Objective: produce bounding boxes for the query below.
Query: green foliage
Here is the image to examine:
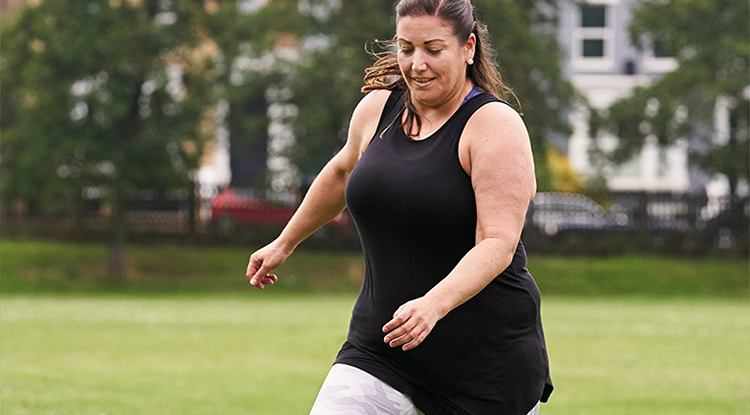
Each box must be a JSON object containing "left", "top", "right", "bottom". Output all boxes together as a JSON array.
[
  {"left": 592, "top": 0, "right": 750, "bottom": 196},
  {"left": 1, "top": 0, "right": 579, "bottom": 203},
  {"left": 0, "top": 0, "right": 217, "bottom": 212},
  {"left": 291, "top": 0, "right": 396, "bottom": 172}
]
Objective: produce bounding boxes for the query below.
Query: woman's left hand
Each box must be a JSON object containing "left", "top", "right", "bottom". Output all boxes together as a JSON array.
[{"left": 382, "top": 297, "right": 445, "bottom": 351}]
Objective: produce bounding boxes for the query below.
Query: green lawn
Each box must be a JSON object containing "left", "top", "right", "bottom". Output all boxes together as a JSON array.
[
  {"left": 1, "top": 294, "right": 748, "bottom": 415},
  {"left": 1, "top": 239, "right": 748, "bottom": 297}
]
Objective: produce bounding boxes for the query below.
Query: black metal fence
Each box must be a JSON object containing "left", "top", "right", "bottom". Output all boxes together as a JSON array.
[
  {"left": 523, "top": 191, "right": 748, "bottom": 255},
  {"left": 2, "top": 185, "right": 748, "bottom": 255}
]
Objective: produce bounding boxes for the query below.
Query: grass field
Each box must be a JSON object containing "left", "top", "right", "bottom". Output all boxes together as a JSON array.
[
  {"left": 2, "top": 239, "right": 748, "bottom": 297},
  {"left": 1, "top": 294, "right": 748, "bottom": 415}
]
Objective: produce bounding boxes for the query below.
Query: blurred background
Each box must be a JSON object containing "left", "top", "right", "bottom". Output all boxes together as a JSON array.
[{"left": 1, "top": 0, "right": 748, "bottom": 414}]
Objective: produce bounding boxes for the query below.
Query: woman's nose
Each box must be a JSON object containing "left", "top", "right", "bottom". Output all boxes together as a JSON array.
[{"left": 411, "top": 51, "right": 428, "bottom": 72}]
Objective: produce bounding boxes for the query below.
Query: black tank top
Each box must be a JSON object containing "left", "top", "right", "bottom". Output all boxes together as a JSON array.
[{"left": 337, "top": 90, "right": 553, "bottom": 415}]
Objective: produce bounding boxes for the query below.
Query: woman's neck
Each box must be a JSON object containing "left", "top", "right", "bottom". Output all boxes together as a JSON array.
[
  {"left": 405, "top": 78, "right": 474, "bottom": 138},
  {"left": 413, "top": 78, "right": 474, "bottom": 119}
]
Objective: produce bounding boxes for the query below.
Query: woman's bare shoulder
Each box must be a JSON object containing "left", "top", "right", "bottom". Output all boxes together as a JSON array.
[
  {"left": 351, "top": 89, "right": 392, "bottom": 126},
  {"left": 360, "top": 88, "right": 392, "bottom": 108},
  {"left": 348, "top": 89, "right": 393, "bottom": 151},
  {"left": 462, "top": 101, "right": 530, "bottom": 155},
  {"left": 458, "top": 100, "right": 533, "bottom": 179},
  {"left": 466, "top": 101, "right": 527, "bottom": 137}
]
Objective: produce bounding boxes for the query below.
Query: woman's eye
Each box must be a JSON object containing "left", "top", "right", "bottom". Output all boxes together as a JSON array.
[
  {"left": 428, "top": 49, "right": 441, "bottom": 55},
  {"left": 399, "top": 48, "right": 413, "bottom": 54}
]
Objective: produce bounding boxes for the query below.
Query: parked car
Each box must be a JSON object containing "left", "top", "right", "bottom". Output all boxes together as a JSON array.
[
  {"left": 210, "top": 187, "right": 350, "bottom": 235},
  {"left": 528, "top": 192, "right": 629, "bottom": 236},
  {"left": 642, "top": 200, "right": 693, "bottom": 232}
]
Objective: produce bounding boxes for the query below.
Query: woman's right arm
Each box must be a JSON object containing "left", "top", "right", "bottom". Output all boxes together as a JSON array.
[{"left": 247, "top": 90, "right": 390, "bottom": 289}]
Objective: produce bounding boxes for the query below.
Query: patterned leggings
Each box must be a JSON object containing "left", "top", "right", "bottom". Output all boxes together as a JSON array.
[{"left": 309, "top": 364, "right": 541, "bottom": 415}]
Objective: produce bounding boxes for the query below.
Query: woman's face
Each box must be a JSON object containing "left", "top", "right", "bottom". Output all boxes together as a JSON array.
[{"left": 396, "top": 15, "right": 475, "bottom": 109}]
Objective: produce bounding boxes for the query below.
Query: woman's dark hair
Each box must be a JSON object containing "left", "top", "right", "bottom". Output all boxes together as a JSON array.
[{"left": 363, "top": 0, "right": 518, "bottom": 137}]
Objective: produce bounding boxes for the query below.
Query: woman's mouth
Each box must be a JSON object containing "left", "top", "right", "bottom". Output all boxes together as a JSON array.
[{"left": 412, "top": 77, "right": 435, "bottom": 87}]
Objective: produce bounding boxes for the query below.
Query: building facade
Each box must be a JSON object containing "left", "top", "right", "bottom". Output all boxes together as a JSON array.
[{"left": 556, "top": 0, "right": 702, "bottom": 194}]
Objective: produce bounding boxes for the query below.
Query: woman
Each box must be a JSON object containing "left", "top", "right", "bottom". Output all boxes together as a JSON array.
[{"left": 246, "top": 0, "right": 553, "bottom": 414}]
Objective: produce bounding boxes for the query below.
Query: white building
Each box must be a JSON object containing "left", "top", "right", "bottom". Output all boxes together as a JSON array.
[{"left": 557, "top": 0, "right": 708, "bottom": 194}]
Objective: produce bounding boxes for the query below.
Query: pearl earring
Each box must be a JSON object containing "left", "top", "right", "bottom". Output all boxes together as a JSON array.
[{"left": 467, "top": 58, "right": 474, "bottom": 65}]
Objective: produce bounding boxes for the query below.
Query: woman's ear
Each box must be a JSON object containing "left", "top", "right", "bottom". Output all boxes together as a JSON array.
[{"left": 465, "top": 33, "right": 477, "bottom": 62}]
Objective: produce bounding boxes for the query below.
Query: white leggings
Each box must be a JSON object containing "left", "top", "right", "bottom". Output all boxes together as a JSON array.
[{"left": 310, "top": 364, "right": 541, "bottom": 415}]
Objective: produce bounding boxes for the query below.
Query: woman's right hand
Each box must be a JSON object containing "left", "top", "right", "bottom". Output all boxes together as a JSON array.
[
  {"left": 246, "top": 239, "right": 293, "bottom": 290},
  {"left": 244, "top": 92, "right": 389, "bottom": 290}
]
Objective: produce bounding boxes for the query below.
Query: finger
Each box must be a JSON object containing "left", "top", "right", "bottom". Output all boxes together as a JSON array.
[
  {"left": 247, "top": 262, "right": 260, "bottom": 284},
  {"left": 383, "top": 311, "right": 409, "bottom": 333},
  {"left": 250, "top": 264, "right": 270, "bottom": 286},
  {"left": 260, "top": 275, "right": 277, "bottom": 285},
  {"left": 402, "top": 331, "right": 429, "bottom": 351},
  {"left": 389, "top": 330, "right": 416, "bottom": 348},
  {"left": 383, "top": 321, "right": 414, "bottom": 344},
  {"left": 255, "top": 273, "right": 266, "bottom": 289},
  {"left": 249, "top": 273, "right": 277, "bottom": 290},
  {"left": 246, "top": 255, "right": 261, "bottom": 277}
]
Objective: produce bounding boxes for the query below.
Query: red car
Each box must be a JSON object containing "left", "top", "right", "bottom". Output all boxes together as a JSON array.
[{"left": 210, "top": 187, "right": 350, "bottom": 234}]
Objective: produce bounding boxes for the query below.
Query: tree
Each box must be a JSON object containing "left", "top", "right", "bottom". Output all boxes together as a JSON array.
[
  {"left": 1, "top": 0, "right": 217, "bottom": 277},
  {"left": 290, "top": 0, "right": 578, "bottom": 191},
  {"left": 290, "top": 0, "right": 396, "bottom": 174},
  {"left": 200, "top": 0, "right": 310, "bottom": 191},
  {"left": 591, "top": 0, "right": 749, "bottom": 199}
]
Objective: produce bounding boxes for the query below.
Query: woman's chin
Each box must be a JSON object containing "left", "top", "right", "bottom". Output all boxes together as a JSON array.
[{"left": 410, "top": 90, "right": 442, "bottom": 107}]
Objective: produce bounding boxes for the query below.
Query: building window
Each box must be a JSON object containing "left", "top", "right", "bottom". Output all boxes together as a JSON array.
[
  {"left": 581, "top": 4, "right": 606, "bottom": 27},
  {"left": 642, "top": 37, "right": 678, "bottom": 73},
  {"left": 583, "top": 39, "right": 605, "bottom": 57},
  {"left": 572, "top": 3, "right": 615, "bottom": 71}
]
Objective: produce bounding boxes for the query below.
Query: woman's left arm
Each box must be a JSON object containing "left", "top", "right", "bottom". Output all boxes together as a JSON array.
[{"left": 382, "top": 102, "right": 536, "bottom": 351}]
